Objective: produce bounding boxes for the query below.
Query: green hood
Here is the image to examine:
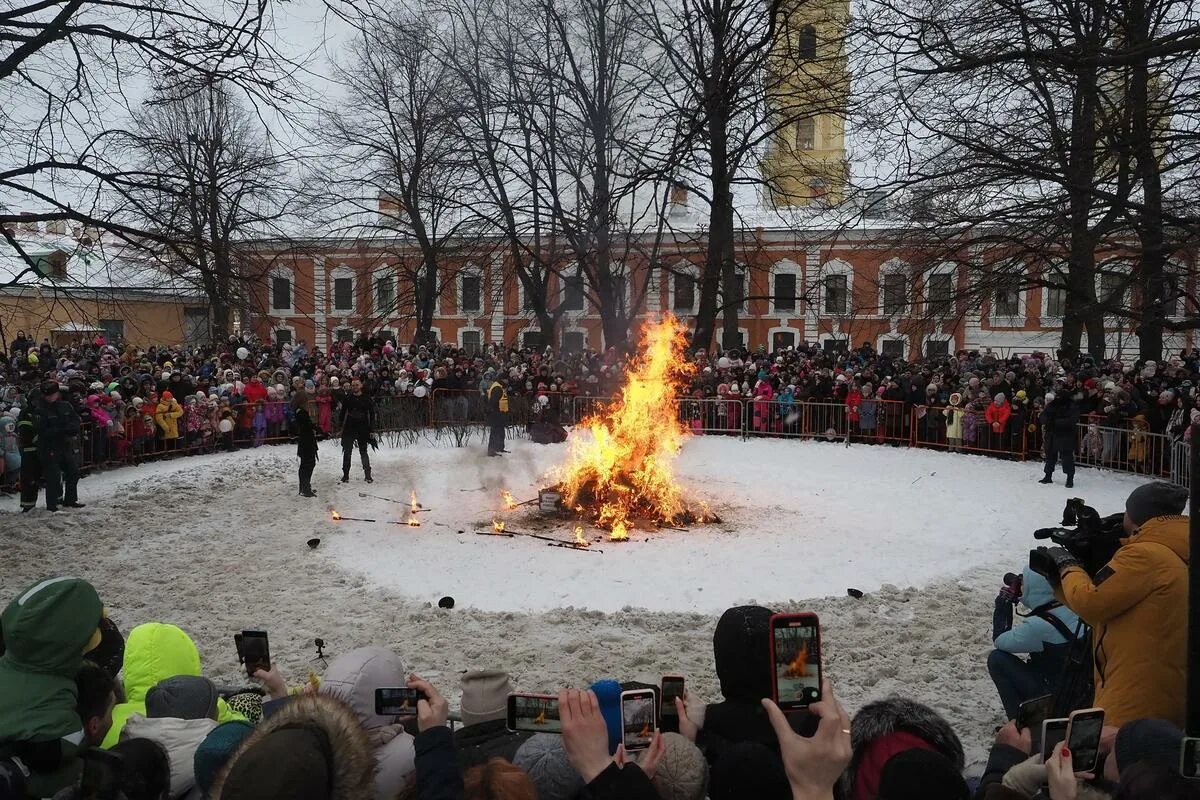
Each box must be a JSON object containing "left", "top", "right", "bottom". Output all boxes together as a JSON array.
[
  {"left": 0, "top": 577, "right": 102, "bottom": 745},
  {"left": 102, "top": 623, "right": 243, "bottom": 748}
]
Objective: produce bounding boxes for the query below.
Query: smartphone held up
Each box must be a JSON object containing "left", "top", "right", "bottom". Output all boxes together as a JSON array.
[
  {"left": 507, "top": 694, "right": 562, "bottom": 734},
  {"left": 234, "top": 630, "right": 270, "bottom": 678},
  {"left": 375, "top": 687, "right": 427, "bottom": 716},
  {"left": 621, "top": 689, "right": 657, "bottom": 751},
  {"left": 769, "top": 613, "right": 822, "bottom": 710}
]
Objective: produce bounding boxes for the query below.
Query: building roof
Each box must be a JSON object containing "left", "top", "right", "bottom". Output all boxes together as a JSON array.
[{"left": 0, "top": 226, "right": 204, "bottom": 297}]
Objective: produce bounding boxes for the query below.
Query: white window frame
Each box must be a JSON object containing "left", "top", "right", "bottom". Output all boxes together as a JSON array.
[
  {"left": 560, "top": 270, "right": 587, "bottom": 315},
  {"left": 1095, "top": 261, "right": 1131, "bottom": 321},
  {"left": 332, "top": 325, "right": 355, "bottom": 346},
  {"left": 989, "top": 266, "right": 1027, "bottom": 325},
  {"left": 330, "top": 264, "right": 355, "bottom": 316},
  {"left": 818, "top": 259, "right": 854, "bottom": 317},
  {"left": 606, "top": 269, "right": 633, "bottom": 320},
  {"left": 877, "top": 258, "right": 909, "bottom": 319},
  {"left": 269, "top": 266, "right": 294, "bottom": 315},
  {"left": 767, "top": 325, "right": 799, "bottom": 351},
  {"left": 670, "top": 262, "right": 700, "bottom": 315},
  {"left": 561, "top": 326, "right": 589, "bottom": 354},
  {"left": 877, "top": 334, "right": 908, "bottom": 360},
  {"left": 458, "top": 266, "right": 484, "bottom": 317},
  {"left": 517, "top": 324, "right": 546, "bottom": 349},
  {"left": 372, "top": 268, "right": 398, "bottom": 316},
  {"left": 923, "top": 264, "right": 957, "bottom": 317},
  {"left": 272, "top": 324, "right": 297, "bottom": 346},
  {"left": 770, "top": 259, "right": 802, "bottom": 315},
  {"left": 817, "top": 332, "right": 850, "bottom": 353},
  {"left": 458, "top": 326, "right": 484, "bottom": 353},
  {"left": 517, "top": 279, "right": 539, "bottom": 318},
  {"left": 921, "top": 333, "right": 954, "bottom": 359},
  {"left": 1165, "top": 260, "right": 1189, "bottom": 319},
  {"left": 1041, "top": 262, "right": 1068, "bottom": 322}
]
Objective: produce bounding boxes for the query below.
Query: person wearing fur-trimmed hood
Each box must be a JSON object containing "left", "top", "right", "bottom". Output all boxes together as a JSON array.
[
  {"left": 838, "top": 696, "right": 965, "bottom": 800},
  {"left": 209, "top": 694, "right": 375, "bottom": 800}
]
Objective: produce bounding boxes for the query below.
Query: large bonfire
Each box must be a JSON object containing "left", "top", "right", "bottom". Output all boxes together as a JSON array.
[{"left": 550, "top": 315, "right": 710, "bottom": 540}]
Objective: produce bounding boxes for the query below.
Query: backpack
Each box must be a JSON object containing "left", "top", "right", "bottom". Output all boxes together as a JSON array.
[{"left": 1035, "top": 607, "right": 1095, "bottom": 717}]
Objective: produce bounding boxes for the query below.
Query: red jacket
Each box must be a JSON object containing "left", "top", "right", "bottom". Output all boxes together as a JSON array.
[
  {"left": 985, "top": 400, "right": 1012, "bottom": 429},
  {"left": 241, "top": 380, "right": 268, "bottom": 425}
]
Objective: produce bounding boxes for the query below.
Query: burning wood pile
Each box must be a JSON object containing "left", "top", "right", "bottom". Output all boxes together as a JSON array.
[{"left": 546, "top": 315, "right": 715, "bottom": 541}]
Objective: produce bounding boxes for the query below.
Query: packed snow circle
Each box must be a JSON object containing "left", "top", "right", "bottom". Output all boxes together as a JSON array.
[{"left": 0, "top": 433, "right": 1148, "bottom": 768}]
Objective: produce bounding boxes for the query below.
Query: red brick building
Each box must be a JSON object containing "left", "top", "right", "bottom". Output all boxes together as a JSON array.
[{"left": 243, "top": 224, "right": 1196, "bottom": 359}]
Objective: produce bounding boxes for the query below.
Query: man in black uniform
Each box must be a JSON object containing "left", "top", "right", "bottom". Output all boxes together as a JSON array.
[
  {"left": 292, "top": 389, "right": 319, "bottom": 497},
  {"left": 35, "top": 381, "right": 84, "bottom": 511},
  {"left": 1039, "top": 389, "right": 1080, "bottom": 488},
  {"left": 486, "top": 370, "right": 508, "bottom": 457},
  {"left": 17, "top": 388, "right": 42, "bottom": 512},
  {"left": 338, "top": 379, "right": 376, "bottom": 483}
]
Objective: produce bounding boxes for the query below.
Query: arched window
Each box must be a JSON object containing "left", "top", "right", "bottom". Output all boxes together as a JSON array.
[{"left": 797, "top": 25, "right": 817, "bottom": 60}]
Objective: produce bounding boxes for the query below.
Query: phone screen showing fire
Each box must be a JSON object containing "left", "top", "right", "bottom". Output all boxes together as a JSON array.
[
  {"left": 774, "top": 622, "right": 821, "bottom": 705},
  {"left": 512, "top": 696, "right": 562, "bottom": 733}
]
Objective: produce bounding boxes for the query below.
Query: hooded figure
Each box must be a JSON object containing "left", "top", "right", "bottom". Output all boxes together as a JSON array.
[
  {"left": 839, "top": 697, "right": 965, "bottom": 800},
  {"left": 0, "top": 577, "right": 104, "bottom": 797},
  {"left": 698, "top": 606, "right": 807, "bottom": 770},
  {"left": 318, "top": 647, "right": 416, "bottom": 798},
  {"left": 209, "top": 695, "right": 375, "bottom": 800},
  {"left": 122, "top": 675, "right": 220, "bottom": 797},
  {"left": 987, "top": 567, "right": 1082, "bottom": 719},
  {"left": 102, "top": 623, "right": 242, "bottom": 748}
]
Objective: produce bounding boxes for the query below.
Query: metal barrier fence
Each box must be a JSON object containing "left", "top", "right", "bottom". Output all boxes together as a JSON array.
[{"left": 19, "top": 393, "right": 1195, "bottom": 490}]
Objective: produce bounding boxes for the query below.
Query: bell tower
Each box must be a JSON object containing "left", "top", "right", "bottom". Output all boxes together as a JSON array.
[{"left": 761, "top": 0, "right": 851, "bottom": 207}]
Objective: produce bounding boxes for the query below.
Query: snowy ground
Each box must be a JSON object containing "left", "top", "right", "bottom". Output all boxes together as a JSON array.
[{"left": 0, "top": 432, "right": 1149, "bottom": 770}]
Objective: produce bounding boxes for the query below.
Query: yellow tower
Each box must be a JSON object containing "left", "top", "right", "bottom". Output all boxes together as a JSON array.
[{"left": 761, "top": 0, "right": 850, "bottom": 207}]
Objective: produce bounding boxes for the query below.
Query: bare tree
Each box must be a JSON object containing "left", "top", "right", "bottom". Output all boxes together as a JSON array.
[
  {"left": 112, "top": 83, "right": 292, "bottom": 341},
  {"left": 320, "top": 8, "right": 481, "bottom": 344},
  {"left": 1, "top": 0, "right": 296, "bottom": 284}
]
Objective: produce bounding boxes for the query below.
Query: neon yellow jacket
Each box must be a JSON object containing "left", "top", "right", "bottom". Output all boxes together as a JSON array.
[
  {"left": 154, "top": 399, "right": 184, "bottom": 440},
  {"left": 101, "top": 623, "right": 243, "bottom": 748}
]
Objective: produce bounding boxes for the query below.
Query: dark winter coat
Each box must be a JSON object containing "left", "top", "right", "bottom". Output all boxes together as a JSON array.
[
  {"left": 415, "top": 726, "right": 464, "bottom": 800},
  {"left": 294, "top": 407, "right": 319, "bottom": 459},
  {"left": 586, "top": 762, "right": 659, "bottom": 800},
  {"left": 1040, "top": 397, "right": 1080, "bottom": 449},
  {"left": 453, "top": 720, "right": 531, "bottom": 771},
  {"left": 33, "top": 398, "right": 81, "bottom": 456},
  {"left": 338, "top": 392, "right": 376, "bottom": 434}
]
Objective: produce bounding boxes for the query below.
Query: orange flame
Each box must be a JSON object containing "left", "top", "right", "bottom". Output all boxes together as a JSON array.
[
  {"left": 553, "top": 316, "right": 695, "bottom": 535},
  {"left": 638, "top": 723, "right": 652, "bottom": 738},
  {"left": 406, "top": 517, "right": 421, "bottom": 527},
  {"left": 574, "top": 524, "right": 590, "bottom": 547},
  {"left": 331, "top": 510, "right": 341, "bottom": 521},
  {"left": 493, "top": 519, "right": 506, "bottom": 534},
  {"left": 502, "top": 490, "right": 517, "bottom": 510},
  {"left": 784, "top": 642, "right": 810, "bottom": 678},
  {"left": 410, "top": 491, "right": 420, "bottom": 513}
]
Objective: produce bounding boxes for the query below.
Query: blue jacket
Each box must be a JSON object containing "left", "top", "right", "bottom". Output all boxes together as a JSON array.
[{"left": 993, "top": 567, "right": 1081, "bottom": 654}]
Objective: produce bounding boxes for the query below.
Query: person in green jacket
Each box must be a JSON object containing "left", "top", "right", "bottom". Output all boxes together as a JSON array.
[
  {"left": 101, "top": 622, "right": 244, "bottom": 749},
  {"left": 0, "top": 577, "right": 105, "bottom": 798}
]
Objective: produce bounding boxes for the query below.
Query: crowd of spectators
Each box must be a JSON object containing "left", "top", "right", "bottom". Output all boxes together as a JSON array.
[
  {"left": 1, "top": 476, "right": 1195, "bottom": 800},
  {"left": 1, "top": 329, "right": 1198, "bottom": 493}
]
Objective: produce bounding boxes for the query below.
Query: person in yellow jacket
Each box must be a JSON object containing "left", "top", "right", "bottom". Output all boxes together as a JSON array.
[
  {"left": 485, "top": 370, "right": 509, "bottom": 457},
  {"left": 1034, "top": 481, "right": 1189, "bottom": 728},
  {"left": 154, "top": 391, "right": 184, "bottom": 451},
  {"left": 101, "top": 623, "right": 244, "bottom": 748}
]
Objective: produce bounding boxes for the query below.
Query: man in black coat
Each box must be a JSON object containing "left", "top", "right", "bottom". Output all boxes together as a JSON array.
[
  {"left": 338, "top": 379, "right": 376, "bottom": 483},
  {"left": 1039, "top": 390, "right": 1080, "bottom": 487},
  {"left": 17, "top": 390, "right": 42, "bottom": 512},
  {"left": 485, "top": 370, "right": 508, "bottom": 457},
  {"left": 292, "top": 390, "right": 319, "bottom": 497},
  {"left": 34, "top": 381, "right": 84, "bottom": 511}
]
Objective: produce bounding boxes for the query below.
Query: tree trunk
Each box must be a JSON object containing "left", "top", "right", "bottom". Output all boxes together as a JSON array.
[
  {"left": 211, "top": 302, "right": 231, "bottom": 343},
  {"left": 696, "top": 120, "right": 732, "bottom": 351}
]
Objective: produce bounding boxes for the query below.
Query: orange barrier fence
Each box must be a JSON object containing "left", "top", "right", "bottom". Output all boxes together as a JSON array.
[{"left": 15, "top": 394, "right": 1191, "bottom": 490}]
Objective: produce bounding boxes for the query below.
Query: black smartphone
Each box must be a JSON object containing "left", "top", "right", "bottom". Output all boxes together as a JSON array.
[
  {"left": 80, "top": 749, "right": 123, "bottom": 800},
  {"left": 1066, "top": 708, "right": 1105, "bottom": 773},
  {"left": 1016, "top": 694, "right": 1053, "bottom": 753},
  {"left": 234, "top": 630, "right": 270, "bottom": 678},
  {"left": 1180, "top": 736, "right": 1200, "bottom": 780},
  {"left": 661, "top": 675, "right": 685, "bottom": 719},
  {"left": 769, "top": 613, "right": 822, "bottom": 710},
  {"left": 1041, "top": 717, "right": 1069, "bottom": 762},
  {"left": 506, "top": 694, "right": 562, "bottom": 733},
  {"left": 621, "top": 689, "right": 657, "bottom": 752},
  {"left": 374, "top": 687, "right": 426, "bottom": 716}
]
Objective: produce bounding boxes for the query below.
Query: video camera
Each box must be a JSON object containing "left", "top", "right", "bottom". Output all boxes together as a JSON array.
[{"left": 1033, "top": 498, "right": 1124, "bottom": 576}]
